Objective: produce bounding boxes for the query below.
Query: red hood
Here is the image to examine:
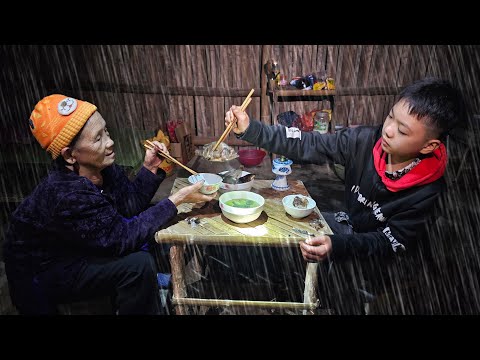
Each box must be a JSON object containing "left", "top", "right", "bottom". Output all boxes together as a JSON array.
[{"left": 373, "top": 138, "right": 447, "bottom": 192}]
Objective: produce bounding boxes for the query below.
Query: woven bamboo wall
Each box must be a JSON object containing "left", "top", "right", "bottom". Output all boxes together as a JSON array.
[
  {"left": 1, "top": 45, "right": 479, "bottom": 146},
  {"left": 270, "top": 45, "right": 479, "bottom": 127},
  {"left": 50, "top": 45, "right": 480, "bottom": 138},
  {"left": 66, "top": 45, "right": 262, "bottom": 145},
  {"left": 1, "top": 45, "right": 480, "bottom": 315}
]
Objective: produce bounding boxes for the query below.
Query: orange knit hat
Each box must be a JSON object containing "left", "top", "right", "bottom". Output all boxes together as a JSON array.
[{"left": 29, "top": 94, "right": 97, "bottom": 159}]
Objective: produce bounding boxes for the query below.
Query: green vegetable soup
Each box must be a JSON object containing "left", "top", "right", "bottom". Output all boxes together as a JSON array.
[{"left": 225, "top": 199, "right": 260, "bottom": 208}]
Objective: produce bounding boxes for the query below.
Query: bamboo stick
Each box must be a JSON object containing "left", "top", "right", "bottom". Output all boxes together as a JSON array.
[
  {"left": 155, "top": 233, "right": 306, "bottom": 247},
  {"left": 172, "top": 297, "right": 318, "bottom": 311}
]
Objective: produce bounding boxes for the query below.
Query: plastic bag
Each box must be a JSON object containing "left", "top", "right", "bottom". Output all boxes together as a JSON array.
[
  {"left": 293, "top": 111, "right": 315, "bottom": 132},
  {"left": 277, "top": 111, "right": 300, "bottom": 127},
  {"left": 167, "top": 120, "right": 183, "bottom": 143}
]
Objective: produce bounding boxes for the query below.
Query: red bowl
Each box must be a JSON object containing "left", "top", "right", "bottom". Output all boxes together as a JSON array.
[{"left": 238, "top": 149, "right": 266, "bottom": 167}]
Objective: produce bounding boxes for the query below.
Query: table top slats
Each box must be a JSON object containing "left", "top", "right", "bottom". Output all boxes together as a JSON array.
[{"left": 155, "top": 179, "right": 333, "bottom": 247}]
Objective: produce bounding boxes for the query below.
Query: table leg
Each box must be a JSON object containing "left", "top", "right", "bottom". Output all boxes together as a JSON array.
[
  {"left": 169, "top": 244, "right": 187, "bottom": 315},
  {"left": 303, "top": 262, "right": 319, "bottom": 315}
]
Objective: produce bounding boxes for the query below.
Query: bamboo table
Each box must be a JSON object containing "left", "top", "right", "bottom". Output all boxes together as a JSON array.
[{"left": 155, "top": 178, "right": 333, "bottom": 315}]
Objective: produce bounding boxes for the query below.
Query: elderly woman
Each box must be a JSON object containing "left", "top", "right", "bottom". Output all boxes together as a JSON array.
[{"left": 3, "top": 94, "right": 215, "bottom": 315}]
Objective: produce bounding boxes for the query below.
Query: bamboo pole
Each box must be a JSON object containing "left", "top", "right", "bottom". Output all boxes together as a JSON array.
[
  {"left": 155, "top": 234, "right": 306, "bottom": 247},
  {"left": 172, "top": 297, "right": 318, "bottom": 311},
  {"left": 303, "top": 263, "right": 319, "bottom": 315},
  {"left": 261, "top": 45, "right": 273, "bottom": 125},
  {"left": 170, "top": 245, "right": 188, "bottom": 315}
]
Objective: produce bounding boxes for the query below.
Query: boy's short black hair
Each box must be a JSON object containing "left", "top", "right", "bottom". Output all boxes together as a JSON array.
[{"left": 398, "top": 77, "right": 465, "bottom": 141}]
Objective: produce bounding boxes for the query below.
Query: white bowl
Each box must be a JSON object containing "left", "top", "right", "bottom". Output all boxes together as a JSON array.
[
  {"left": 282, "top": 194, "right": 316, "bottom": 219},
  {"left": 218, "top": 170, "right": 254, "bottom": 192},
  {"left": 188, "top": 173, "right": 222, "bottom": 195},
  {"left": 219, "top": 191, "right": 265, "bottom": 224}
]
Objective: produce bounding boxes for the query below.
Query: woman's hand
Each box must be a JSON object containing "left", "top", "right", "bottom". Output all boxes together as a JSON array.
[
  {"left": 143, "top": 140, "right": 168, "bottom": 174},
  {"left": 299, "top": 235, "right": 333, "bottom": 262},
  {"left": 225, "top": 105, "right": 250, "bottom": 135},
  {"left": 168, "top": 181, "right": 217, "bottom": 206}
]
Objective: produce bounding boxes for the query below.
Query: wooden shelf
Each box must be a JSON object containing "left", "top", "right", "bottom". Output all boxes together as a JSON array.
[
  {"left": 268, "top": 87, "right": 336, "bottom": 133},
  {"left": 271, "top": 86, "right": 403, "bottom": 97},
  {"left": 270, "top": 89, "right": 335, "bottom": 97}
]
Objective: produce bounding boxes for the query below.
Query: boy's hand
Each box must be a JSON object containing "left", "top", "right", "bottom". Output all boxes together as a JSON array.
[
  {"left": 225, "top": 105, "right": 250, "bottom": 134},
  {"left": 299, "top": 235, "right": 333, "bottom": 262}
]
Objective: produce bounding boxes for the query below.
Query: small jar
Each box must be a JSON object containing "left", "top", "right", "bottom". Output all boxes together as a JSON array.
[
  {"left": 314, "top": 111, "right": 329, "bottom": 134},
  {"left": 279, "top": 74, "right": 288, "bottom": 86}
]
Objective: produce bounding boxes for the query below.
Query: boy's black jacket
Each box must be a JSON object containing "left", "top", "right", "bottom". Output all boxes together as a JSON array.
[{"left": 240, "top": 121, "right": 445, "bottom": 267}]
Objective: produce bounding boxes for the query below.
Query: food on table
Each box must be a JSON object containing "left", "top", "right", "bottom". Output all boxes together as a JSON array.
[
  {"left": 238, "top": 173, "right": 255, "bottom": 183},
  {"left": 219, "top": 168, "right": 243, "bottom": 184},
  {"left": 196, "top": 141, "right": 238, "bottom": 162},
  {"left": 224, "top": 198, "right": 260, "bottom": 208},
  {"left": 293, "top": 195, "right": 309, "bottom": 209},
  {"left": 220, "top": 168, "right": 255, "bottom": 185}
]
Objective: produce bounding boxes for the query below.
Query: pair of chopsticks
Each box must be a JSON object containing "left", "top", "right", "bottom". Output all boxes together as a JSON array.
[
  {"left": 144, "top": 139, "right": 199, "bottom": 176},
  {"left": 212, "top": 89, "right": 255, "bottom": 151}
]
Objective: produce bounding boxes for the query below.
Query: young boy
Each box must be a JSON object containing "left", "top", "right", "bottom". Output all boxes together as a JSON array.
[{"left": 225, "top": 77, "right": 465, "bottom": 314}]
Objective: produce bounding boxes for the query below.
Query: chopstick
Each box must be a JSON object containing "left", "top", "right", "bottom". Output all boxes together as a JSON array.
[
  {"left": 212, "top": 89, "right": 254, "bottom": 151},
  {"left": 213, "top": 92, "right": 253, "bottom": 150},
  {"left": 144, "top": 140, "right": 198, "bottom": 176},
  {"left": 213, "top": 97, "right": 252, "bottom": 150}
]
